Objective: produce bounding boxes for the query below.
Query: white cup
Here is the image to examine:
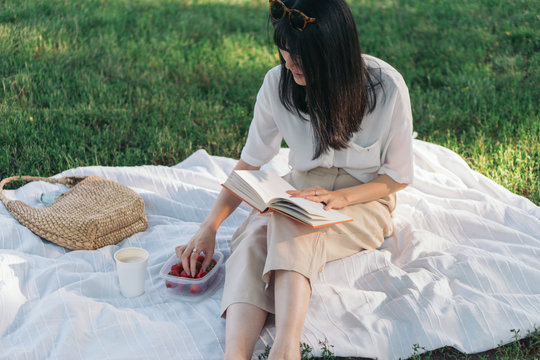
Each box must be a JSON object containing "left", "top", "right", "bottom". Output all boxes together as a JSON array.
[{"left": 114, "top": 247, "right": 149, "bottom": 298}]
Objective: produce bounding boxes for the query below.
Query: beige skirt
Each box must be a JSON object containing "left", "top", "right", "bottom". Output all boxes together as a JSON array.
[{"left": 219, "top": 167, "right": 396, "bottom": 317}]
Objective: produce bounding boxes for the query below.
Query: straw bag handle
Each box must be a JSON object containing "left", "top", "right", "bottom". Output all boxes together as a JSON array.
[{"left": 0, "top": 176, "right": 87, "bottom": 205}]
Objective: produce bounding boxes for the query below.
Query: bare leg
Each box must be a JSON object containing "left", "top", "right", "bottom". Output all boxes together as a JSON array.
[
  {"left": 224, "top": 302, "right": 268, "bottom": 360},
  {"left": 268, "top": 270, "right": 311, "bottom": 360}
]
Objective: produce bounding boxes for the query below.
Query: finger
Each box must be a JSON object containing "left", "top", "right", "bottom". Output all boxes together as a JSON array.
[
  {"left": 305, "top": 195, "right": 322, "bottom": 203},
  {"left": 306, "top": 192, "right": 330, "bottom": 205},
  {"left": 286, "top": 189, "right": 304, "bottom": 197},
  {"left": 181, "top": 246, "right": 194, "bottom": 277},
  {"left": 305, "top": 189, "right": 324, "bottom": 199},
  {"left": 175, "top": 245, "right": 185, "bottom": 259},
  {"left": 199, "top": 249, "right": 214, "bottom": 275},
  {"left": 288, "top": 187, "right": 316, "bottom": 198},
  {"left": 190, "top": 249, "right": 202, "bottom": 277},
  {"left": 323, "top": 201, "right": 332, "bottom": 210}
]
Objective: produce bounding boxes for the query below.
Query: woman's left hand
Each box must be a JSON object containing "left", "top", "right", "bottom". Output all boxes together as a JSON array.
[{"left": 286, "top": 186, "right": 348, "bottom": 210}]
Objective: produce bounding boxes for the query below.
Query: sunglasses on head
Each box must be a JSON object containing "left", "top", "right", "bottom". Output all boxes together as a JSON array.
[{"left": 269, "top": 0, "right": 316, "bottom": 32}]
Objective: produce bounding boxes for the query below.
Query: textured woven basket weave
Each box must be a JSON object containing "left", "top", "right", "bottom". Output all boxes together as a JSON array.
[{"left": 0, "top": 175, "right": 148, "bottom": 250}]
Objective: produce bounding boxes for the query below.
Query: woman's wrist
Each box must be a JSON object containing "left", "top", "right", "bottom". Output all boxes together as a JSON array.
[
  {"left": 201, "top": 218, "right": 220, "bottom": 233},
  {"left": 335, "top": 188, "right": 351, "bottom": 207}
]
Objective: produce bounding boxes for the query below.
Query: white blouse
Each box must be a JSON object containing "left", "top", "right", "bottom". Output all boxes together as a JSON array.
[{"left": 241, "top": 55, "right": 414, "bottom": 185}]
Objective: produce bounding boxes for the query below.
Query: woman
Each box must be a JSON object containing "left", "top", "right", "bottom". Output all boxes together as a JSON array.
[{"left": 175, "top": 0, "right": 413, "bottom": 359}]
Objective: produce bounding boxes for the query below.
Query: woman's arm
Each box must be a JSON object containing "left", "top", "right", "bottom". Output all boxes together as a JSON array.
[
  {"left": 176, "top": 159, "right": 260, "bottom": 276},
  {"left": 201, "top": 159, "right": 260, "bottom": 232},
  {"left": 287, "top": 173, "right": 407, "bottom": 210}
]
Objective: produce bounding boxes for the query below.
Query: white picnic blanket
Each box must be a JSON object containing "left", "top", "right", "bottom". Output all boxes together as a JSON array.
[{"left": 0, "top": 140, "right": 539, "bottom": 360}]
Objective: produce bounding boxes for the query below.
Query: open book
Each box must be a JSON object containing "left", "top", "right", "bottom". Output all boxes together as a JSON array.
[{"left": 222, "top": 170, "right": 353, "bottom": 228}]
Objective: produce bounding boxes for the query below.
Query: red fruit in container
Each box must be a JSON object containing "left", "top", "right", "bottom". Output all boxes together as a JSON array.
[
  {"left": 169, "top": 268, "right": 180, "bottom": 277},
  {"left": 171, "top": 263, "right": 182, "bottom": 273},
  {"left": 196, "top": 271, "right": 207, "bottom": 279},
  {"left": 160, "top": 251, "right": 224, "bottom": 295}
]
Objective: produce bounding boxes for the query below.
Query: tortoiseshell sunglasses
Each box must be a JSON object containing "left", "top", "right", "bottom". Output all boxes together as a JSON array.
[{"left": 269, "top": 0, "right": 316, "bottom": 31}]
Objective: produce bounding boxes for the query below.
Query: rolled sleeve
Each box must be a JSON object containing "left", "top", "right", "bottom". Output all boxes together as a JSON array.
[{"left": 378, "top": 79, "right": 414, "bottom": 184}]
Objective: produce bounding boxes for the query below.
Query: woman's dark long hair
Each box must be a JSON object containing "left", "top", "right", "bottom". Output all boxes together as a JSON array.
[{"left": 273, "top": 0, "right": 381, "bottom": 159}]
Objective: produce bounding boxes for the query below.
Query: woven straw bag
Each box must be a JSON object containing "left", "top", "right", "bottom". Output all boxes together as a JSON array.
[{"left": 0, "top": 175, "right": 148, "bottom": 250}]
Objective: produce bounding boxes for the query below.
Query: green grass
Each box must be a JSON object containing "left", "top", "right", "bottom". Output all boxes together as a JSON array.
[
  {"left": 257, "top": 328, "right": 540, "bottom": 359},
  {"left": 1, "top": 0, "right": 539, "bottom": 358},
  {"left": 1, "top": 0, "right": 277, "bottom": 174},
  {"left": 405, "top": 327, "right": 540, "bottom": 360},
  {"left": 1, "top": 0, "right": 538, "bottom": 202}
]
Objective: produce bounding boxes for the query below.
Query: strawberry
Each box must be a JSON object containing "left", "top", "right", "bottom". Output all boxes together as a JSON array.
[
  {"left": 189, "top": 284, "right": 202, "bottom": 294},
  {"left": 169, "top": 268, "right": 181, "bottom": 277},
  {"left": 171, "top": 263, "right": 182, "bottom": 273},
  {"left": 196, "top": 271, "right": 207, "bottom": 279}
]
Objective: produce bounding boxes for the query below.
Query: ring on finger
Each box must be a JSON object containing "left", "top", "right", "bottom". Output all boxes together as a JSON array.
[{"left": 192, "top": 248, "right": 198, "bottom": 254}]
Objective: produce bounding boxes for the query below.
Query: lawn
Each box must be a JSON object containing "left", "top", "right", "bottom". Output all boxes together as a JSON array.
[{"left": 0, "top": 0, "right": 538, "bottom": 358}]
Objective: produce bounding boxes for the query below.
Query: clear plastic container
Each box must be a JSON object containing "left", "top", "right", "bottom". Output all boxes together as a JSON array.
[{"left": 159, "top": 251, "right": 224, "bottom": 297}]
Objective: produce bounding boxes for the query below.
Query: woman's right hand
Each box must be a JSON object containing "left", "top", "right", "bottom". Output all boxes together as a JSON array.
[
  {"left": 175, "top": 224, "right": 216, "bottom": 277},
  {"left": 174, "top": 159, "right": 259, "bottom": 277}
]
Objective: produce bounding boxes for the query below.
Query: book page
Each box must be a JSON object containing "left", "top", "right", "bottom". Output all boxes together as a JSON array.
[
  {"left": 233, "top": 170, "right": 294, "bottom": 204},
  {"left": 271, "top": 200, "right": 333, "bottom": 219},
  {"left": 271, "top": 200, "right": 352, "bottom": 223},
  {"left": 270, "top": 206, "right": 352, "bottom": 228}
]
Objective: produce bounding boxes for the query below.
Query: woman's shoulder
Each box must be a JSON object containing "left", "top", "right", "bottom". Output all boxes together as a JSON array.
[
  {"left": 262, "top": 64, "right": 282, "bottom": 86},
  {"left": 362, "top": 54, "right": 408, "bottom": 93},
  {"left": 255, "top": 65, "right": 283, "bottom": 104}
]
